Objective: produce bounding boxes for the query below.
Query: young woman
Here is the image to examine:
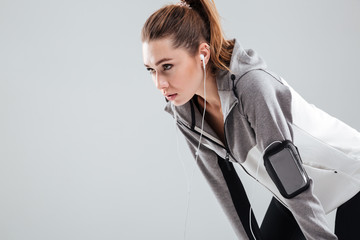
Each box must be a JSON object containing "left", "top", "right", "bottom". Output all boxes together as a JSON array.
[{"left": 141, "top": 1, "right": 360, "bottom": 239}]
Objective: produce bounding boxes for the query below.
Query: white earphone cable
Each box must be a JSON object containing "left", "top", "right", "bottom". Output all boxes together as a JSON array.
[
  {"left": 174, "top": 116, "right": 192, "bottom": 240},
  {"left": 249, "top": 140, "right": 283, "bottom": 240},
  {"left": 182, "top": 55, "right": 207, "bottom": 240}
]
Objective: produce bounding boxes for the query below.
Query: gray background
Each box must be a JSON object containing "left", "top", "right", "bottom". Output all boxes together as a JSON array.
[{"left": 1, "top": 0, "right": 359, "bottom": 239}]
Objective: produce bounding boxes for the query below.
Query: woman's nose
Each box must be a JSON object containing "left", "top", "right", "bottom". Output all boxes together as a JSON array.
[{"left": 155, "top": 73, "right": 169, "bottom": 90}]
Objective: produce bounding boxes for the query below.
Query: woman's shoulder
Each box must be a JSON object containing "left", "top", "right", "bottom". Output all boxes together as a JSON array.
[{"left": 236, "top": 69, "right": 289, "bottom": 98}]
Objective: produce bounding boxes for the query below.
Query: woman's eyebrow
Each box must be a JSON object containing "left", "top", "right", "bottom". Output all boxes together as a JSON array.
[
  {"left": 155, "top": 58, "right": 173, "bottom": 66},
  {"left": 144, "top": 58, "right": 173, "bottom": 68}
]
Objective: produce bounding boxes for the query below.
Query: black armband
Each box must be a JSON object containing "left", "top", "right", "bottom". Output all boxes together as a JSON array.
[{"left": 263, "top": 140, "right": 310, "bottom": 199}]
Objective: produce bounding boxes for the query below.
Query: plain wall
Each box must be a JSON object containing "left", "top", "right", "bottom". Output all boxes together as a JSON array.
[{"left": 1, "top": 0, "right": 359, "bottom": 239}]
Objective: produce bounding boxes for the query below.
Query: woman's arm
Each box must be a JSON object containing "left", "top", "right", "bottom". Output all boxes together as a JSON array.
[{"left": 238, "top": 70, "right": 337, "bottom": 240}]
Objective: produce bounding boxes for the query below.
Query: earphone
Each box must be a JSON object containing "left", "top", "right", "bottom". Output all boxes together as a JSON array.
[
  {"left": 194, "top": 53, "right": 206, "bottom": 158},
  {"left": 200, "top": 54, "right": 205, "bottom": 70}
]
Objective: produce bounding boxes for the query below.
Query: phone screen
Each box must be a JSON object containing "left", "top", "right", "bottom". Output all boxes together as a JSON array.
[{"left": 268, "top": 148, "right": 307, "bottom": 195}]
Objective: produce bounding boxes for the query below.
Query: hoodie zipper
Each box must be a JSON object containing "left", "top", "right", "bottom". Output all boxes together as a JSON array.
[
  {"left": 176, "top": 115, "right": 268, "bottom": 192},
  {"left": 179, "top": 96, "right": 239, "bottom": 167},
  {"left": 224, "top": 152, "right": 232, "bottom": 171},
  {"left": 177, "top": 118, "right": 234, "bottom": 170},
  {"left": 176, "top": 94, "right": 263, "bottom": 181}
]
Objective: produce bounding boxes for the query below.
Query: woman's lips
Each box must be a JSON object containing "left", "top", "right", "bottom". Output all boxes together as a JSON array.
[{"left": 166, "top": 93, "right": 177, "bottom": 101}]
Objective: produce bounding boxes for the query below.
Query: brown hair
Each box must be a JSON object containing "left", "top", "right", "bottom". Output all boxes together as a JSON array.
[{"left": 141, "top": 0, "right": 234, "bottom": 74}]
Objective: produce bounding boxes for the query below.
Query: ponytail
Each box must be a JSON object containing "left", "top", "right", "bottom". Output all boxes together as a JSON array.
[
  {"left": 185, "top": 0, "right": 234, "bottom": 73},
  {"left": 141, "top": 0, "right": 234, "bottom": 74}
]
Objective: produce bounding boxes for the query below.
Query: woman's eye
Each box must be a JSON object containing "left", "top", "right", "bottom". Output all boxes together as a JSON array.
[
  {"left": 163, "top": 64, "right": 172, "bottom": 71},
  {"left": 146, "top": 68, "right": 155, "bottom": 74}
]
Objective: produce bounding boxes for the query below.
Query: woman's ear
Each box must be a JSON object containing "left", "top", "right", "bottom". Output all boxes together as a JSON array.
[{"left": 198, "top": 42, "right": 210, "bottom": 65}]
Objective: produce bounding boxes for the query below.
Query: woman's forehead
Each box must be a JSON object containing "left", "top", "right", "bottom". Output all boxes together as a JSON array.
[
  {"left": 143, "top": 38, "right": 173, "bottom": 56},
  {"left": 142, "top": 38, "right": 189, "bottom": 66}
]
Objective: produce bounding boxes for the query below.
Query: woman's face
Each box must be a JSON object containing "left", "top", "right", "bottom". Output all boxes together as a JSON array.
[{"left": 142, "top": 37, "right": 204, "bottom": 106}]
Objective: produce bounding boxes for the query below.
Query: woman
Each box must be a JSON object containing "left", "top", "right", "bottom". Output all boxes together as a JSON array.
[{"left": 141, "top": 1, "right": 360, "bottom": 239}]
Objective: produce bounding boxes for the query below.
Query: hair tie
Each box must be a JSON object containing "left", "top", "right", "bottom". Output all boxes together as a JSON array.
[{"left": 176, "top": 0, "right": 191, "bottom": 9}]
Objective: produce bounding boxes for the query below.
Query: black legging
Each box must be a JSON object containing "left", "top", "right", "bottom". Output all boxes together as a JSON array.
[
  {"left": 260, "top": 191, "right": 360, "bottom": 240},
  {"left": 335, "top": 191, "right": 360, "bottom": 239},
  {"left": 260, "top": 197, "right": 306, "bottom": 240}
]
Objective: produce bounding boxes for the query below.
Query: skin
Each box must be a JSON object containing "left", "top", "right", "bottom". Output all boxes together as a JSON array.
[{"left": 142, "top": 37, "right": 226, "bottom": 144}]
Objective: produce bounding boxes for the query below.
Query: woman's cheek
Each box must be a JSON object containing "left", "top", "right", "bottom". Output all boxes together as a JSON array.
[{"left": 171, "top": 69, "right": 183, "bottom": 87}]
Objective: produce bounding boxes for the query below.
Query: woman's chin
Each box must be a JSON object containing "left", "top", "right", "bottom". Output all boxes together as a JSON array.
[
  {"left": 172, "top": 97, "right": 190, "bottom": 107},
  {"left": 172, "top": 100, "right": 185, "bottom": 107}
]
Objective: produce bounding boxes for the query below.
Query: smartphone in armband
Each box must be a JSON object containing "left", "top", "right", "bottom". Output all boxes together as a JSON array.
[{"left": 263, "top": 140, "right": 310, "bottom": 199}]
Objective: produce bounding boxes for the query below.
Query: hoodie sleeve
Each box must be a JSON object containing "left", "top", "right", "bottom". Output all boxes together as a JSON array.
[
  {"left": 239, "top": 70, "right": 338, "bottom": 240},
  {"left": 176, "top": 123, "right": 262, "bottom": 240}
]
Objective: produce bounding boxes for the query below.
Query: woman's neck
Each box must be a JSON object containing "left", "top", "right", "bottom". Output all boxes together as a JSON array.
[{"left": 196, "top": 72, "right": 222, "bottom": 111}]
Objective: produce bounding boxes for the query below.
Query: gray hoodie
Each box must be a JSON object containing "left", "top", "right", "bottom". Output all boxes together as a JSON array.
[{"left": 164, "top": 39, "right": 360, "bottom": 239}]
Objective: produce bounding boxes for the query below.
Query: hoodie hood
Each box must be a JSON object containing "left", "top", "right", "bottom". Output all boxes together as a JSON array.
[{"left": 216, "top": 38, "right": 267, "bottom": 92}]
